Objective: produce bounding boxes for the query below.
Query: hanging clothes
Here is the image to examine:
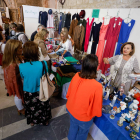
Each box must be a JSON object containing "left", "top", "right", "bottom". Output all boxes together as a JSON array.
[
  {"left": 72, "top": 13, "right": 80, "bottom": 21},
  {"left": 47, "top": 14, "right": 54, "bottom": 28},
  {"left": 65, "top": 13, "right": 71, "bottom": 31},
  {"left": 115, "top": 19, "right": 135, "bottom": 55},
  {"left": 100, "top": 17, "right": 123, "bottom": 74},
  {"left": 58, "top": 13, "right": 63, "bottom": 34},
  {"left": 89, "top": 22, "right": 102, "bottom": 54},
  {"left": 53, "top": 13, "right": 59, "bottom": 31},
  {"left": 74, "top": 25, "right": 85, "bottom": 51},
  {"left": 96, "top": 17, "right": 109, "bottom": 69},
  {"left": 61, "top": 14, "right": 66, "bottom": 31},
  {"left": 69, "top": 19, "right": 78, "bottom": 39},
  {"left": 84, "top": 18, "right": 94, "bottom": 52},
  {"left": 77, "top": 19, "right": 87, "bottom": 51},
  {"left": 38, "top": 11, "right": 48, "bottom": 27}
]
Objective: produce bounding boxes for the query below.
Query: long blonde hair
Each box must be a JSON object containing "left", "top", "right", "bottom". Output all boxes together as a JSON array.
[
  {"left": 60, "top": 31, "right": 68, "bottom": 42},
  {"left": 34, "top": 29, "right": 49, "bottom": 40},
  {"left": 2, "top": 40, "right": 22, "bottom": 68}
]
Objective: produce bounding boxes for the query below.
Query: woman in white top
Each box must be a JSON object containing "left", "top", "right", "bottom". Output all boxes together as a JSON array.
[
  {"left": 54, "top": 27, "right": 74, "bottom": 46},
  {"left": 55, "top": 31, "right": 73, "bottom": 58}
]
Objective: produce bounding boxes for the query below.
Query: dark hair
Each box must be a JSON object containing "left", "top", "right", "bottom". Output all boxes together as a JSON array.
[
  {"left": 0, "top": 31, "right": 3, "bottom": 41},
  {"left": 23, "top": 41, "right": 39, "bottom": 63},
  {"left": 120, "top": 42, "right": 135, "bottom": 56},
  {"left": 16, "top": 24, "right": 24, "bottom": 32},
  {"left": 79, "top": 54, "right": 98, "bottom": 79}
]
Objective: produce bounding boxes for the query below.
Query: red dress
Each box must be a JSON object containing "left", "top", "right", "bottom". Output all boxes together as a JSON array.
[
  {"left": 84, "top": 18, "right": 94, "bottom": 52},
  {"left": 100, "top": 17, "right": 122, "bottom": 74}
]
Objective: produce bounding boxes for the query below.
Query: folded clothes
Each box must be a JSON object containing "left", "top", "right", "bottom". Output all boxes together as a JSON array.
[
  {"left": 64, "top": 56, "right": 78, "bottom": 64},
  {"left": 59, "top": 65, "right": 77, "bottom": 74}
]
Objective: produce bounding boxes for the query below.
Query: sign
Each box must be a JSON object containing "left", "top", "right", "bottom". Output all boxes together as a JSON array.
[
  {"left": 92, "top": 9, "right": 100, "bottom": 18},
  {"left": 23, "top": 5, "right": 39, "bottom": 18}
]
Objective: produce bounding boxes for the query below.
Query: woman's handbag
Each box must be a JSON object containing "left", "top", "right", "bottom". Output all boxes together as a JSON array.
[
  {"left": 0, "top": 44, "right": 3, "bottom": 66},
  {"left": 39, "top": 61, "right": 55, "bottom": 102}
]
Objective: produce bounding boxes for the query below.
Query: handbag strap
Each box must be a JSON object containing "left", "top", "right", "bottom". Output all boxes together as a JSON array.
[
  {"left": 41, "top": 61, "right": 53, "bottom": 87},
  {"left": 0, "top": 43, "right": 3, "bottom": 54}
]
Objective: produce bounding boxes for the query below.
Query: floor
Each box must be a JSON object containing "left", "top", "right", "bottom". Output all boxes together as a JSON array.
[{"left": 0, "top": 79, "right": 94, "bottom": 140}]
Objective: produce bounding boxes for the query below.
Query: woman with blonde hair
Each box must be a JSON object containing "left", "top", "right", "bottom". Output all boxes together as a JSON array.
[
  {"left": 2, "top": 40, "right": 25, "bottom": 115},
  {"left": 34, "top": 29, "right": 51, "bottom": 71},
  {"left": 54, "top": 27, "right": 74, "bottom": 46},
  {"left": 55, "top": 31, "right": 73, "bottom": 58}
]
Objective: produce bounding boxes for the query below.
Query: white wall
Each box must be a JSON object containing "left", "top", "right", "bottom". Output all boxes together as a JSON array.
[{"left": 23, "top": 7, "right": 140, "bottom": 66}]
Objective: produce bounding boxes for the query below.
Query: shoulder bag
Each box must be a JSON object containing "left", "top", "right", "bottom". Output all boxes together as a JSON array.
[{"left": 39, "top": 61, "right": 55, "bottom": 102}]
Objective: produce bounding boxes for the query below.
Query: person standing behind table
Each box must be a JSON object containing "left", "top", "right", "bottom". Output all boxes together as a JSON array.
[
  {"left": 34, "top": 29, "right": 52, "bottom": 72},
  {"left": 55, "top": 31, "right": 74, "bottom": 58},
  {"left": 9, "top": 23, "right": 17, "bottom": 39},
  {"left": 103, "top": 42, "right": 140, "bottom": 95},
  {"left": 16, "top": 24, "right": 28, "bottom": 45},
  {"left": 66, "top": 54, "right": 103, "bottom": 140},
  {"left": 30, "top": 25, "right": 45, "bottom": 41},
  {"left": 19, "top": 41, "right": 52, "bottom": 126},
  {"left": 2, "top": 40, "right": 25, "bottom": 115}
]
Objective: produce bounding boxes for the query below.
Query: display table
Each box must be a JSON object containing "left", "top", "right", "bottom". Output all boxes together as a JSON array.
[{"left": 89, "top": 97, "right": 140, "bottom": 140}]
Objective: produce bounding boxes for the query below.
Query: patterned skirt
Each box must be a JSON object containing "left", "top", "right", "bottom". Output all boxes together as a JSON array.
[{"left": 24, "top": 91, "right": 52, "bottom": 125}]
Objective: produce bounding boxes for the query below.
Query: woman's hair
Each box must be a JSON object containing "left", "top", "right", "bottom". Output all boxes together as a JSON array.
[
  {"left": 10, "top": 23, "right": 17, "bottom": 30},
  {"left": 0, "top": 31, "right": 3, "bottom": 41},
  {"left": 16, "top": 24, "right": 25, "bottom": 32},
  {"left": 2, "top": 40, "right": 22, "bottom": 68},
  {"left": 34, "top": 29, "right": 49, "bottom": 40},
  {"left": 120, "top": 42, "right": 135, "bottom": 56},
  {"left": 0, "top": 25, "right": 3, "bottom": 31},
  {"left": 23, "top": 41, "right": 39, "bottom": 63},
  {"left": 60, "top": 31, "right": 68, "bottom": 41},
  {"left": 62, "top": 27, "right": 68, "bottom": 33},
  {"left": 79, "top": 54, "right": 98, "bottom": 79}
]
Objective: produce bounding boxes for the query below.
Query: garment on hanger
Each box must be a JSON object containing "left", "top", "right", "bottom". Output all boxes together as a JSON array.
[
  {"left": 96, "top": 17, "right": 109, "bottom": 69},
  {"left": 38, "top": 11, "right": 48, "bottom": 27},
  {"left": 74, "top": 25, "right": 85, "bottom": 51},
  {"left": 53, "top": 13, "right": 59, "bottom": 31},
  {"left": 100, "top": 17, "right": 123, "bottom": 74},
  {"left": 61, "top": 14, "right": 66, "bottom": 31},
  {"left": 115, "top": 19, "right": 135, "bottom": 55},
  {"left": 58, "top": 13, "right": 63, "bottom": 34},
  {"left": 89, "top": 22, "right": 102, "bottom": 54},
  {"left": 84, "top": 18, "right": 94, "bottom": 52},
  {"left": 47, "top": 14, "right": 54, "bottom": 28},
  {"left": 69, "top": 19, "right": 78, "bottom": 39},
  {"left": 77, "top": 19, "right": 87, "bottom": 51},
  {"left": 72, "top": 13, "right": 80, "bottom": 21},
  {"left": 64, "top": 13, "right": 71, "bottom": 31}
]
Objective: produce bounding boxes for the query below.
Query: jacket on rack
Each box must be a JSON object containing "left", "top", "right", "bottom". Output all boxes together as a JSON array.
[
  {"left": 72, "top": 13, "right": 80, "bottom": 21},
  {"left": 74, "top": 25, "right": 85, "bottom": 51},
  {"left": 64, "top": 13, "right": 71, "bottom": 31},
  {"left": 69, "top": 19, "right": 78, "bottom": 39},
  {"left": 53, "top": 13, "right": 59, "bottom": 31},
  {"left": 38, "top": 11, "right": 48, "bottom": 27},
  {"left": 61, "top": 14, "right": 66, "bottom": 31}
]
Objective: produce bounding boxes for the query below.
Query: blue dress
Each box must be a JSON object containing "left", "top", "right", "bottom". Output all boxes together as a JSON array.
[{"left": 115, "top": 19, "right": 135, "bottom": 55}]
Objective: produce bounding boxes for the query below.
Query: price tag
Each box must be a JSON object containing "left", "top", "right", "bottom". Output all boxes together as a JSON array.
[
  {"left": 114, "top": 23, "right": 116, "bottom": 28},
  {"left": 118, "top": 22, "right": 121, "bottom": 25},
  {"left": 128, "top": 22, "right": 131, "bottom": 27}
]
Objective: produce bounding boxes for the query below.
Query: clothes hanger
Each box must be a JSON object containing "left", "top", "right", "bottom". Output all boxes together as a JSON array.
[
  {"left": 104, "top": 9, "right": 111, "bottom": 19},
  {"left": 124, "top": 9, "right": 132, "bottom": 23},
  {"left": 115, "top": 10, "right": 120, "bottom": 18}
]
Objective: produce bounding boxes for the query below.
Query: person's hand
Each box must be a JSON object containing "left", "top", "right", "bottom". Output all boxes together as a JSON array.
[
  {"left": 55, "top": 48, "right": 58, "bottom": 52},
  {"left": 61, "top": 54, "right": 64, "bottom": 59},
  {"left": 48, "top": 49, "right": 52, "bottom": 53},
  {"left": 103, "top": 58, "right": 109, "bottom": 64},
  {"left": 54, "top": 38, "right": 57, "bottom": 41}
]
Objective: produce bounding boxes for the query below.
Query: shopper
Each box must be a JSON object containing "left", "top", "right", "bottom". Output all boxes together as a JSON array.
[
  {"left": 9, "top": 23, "right": 17, "bottom": 39},
  {"left": 55, "top": 31, "right": 73, "bottom": 58},
  {"left": 103, "top": 42, "right": 140, "bottom": 95},
  {"left": 2, "top": 40, "right": 25, "bottom": 115},
  {"left": 16, "top": 24, "right": 28, "bottom": 44},
  {"left": 66, "top": 54, "right": 103, "bottom": 140},
  {"left": 34, "top": 29, "right": 51, "bottom": 71},
  {"left": 19, "top": 41, "right": 52, "bottom": 126},
  {"left": 30, "top": 25, "right": 45, "bottom": 41}
]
